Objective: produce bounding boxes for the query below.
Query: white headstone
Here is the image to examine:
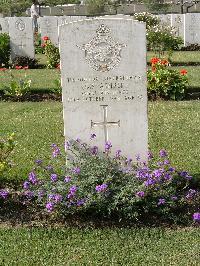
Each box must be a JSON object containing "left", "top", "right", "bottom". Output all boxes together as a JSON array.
[
  {"left": 184, "top": 13, "right": 200, "bottom": 45},
  {"left": 9, "top": 17, "right": 34, "bottom": 59},
  {"left": 59, "top": 18, "right": 148, "bottom": 159},
  {"left": 171, "top": 14, "right": 184, "bottom": 39},
  {"left": 0, "top": 18, "right": 9, "bottom": 34},
  {"left": 157, "top": 14, "right": 172, "bottom": 27},
  {"left": 39, "top": 16, "right": 59, "bottom": 46}
]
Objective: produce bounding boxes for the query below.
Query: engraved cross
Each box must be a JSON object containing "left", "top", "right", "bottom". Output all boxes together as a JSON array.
[
  {"left": 18, "top": 41, "right": 26, "bottom": 49},
  {"left": 91, "top": 105, "right": 120, "bottom": 143}
]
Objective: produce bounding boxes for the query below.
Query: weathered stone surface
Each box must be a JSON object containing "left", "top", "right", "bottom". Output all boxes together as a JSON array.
[
  {"left": 0, "top": 18, "right": 9, "bottom": 33},
  {"left": 39, "top": 16, "right": 59, "bottom": 46},
  {"left": 9, "top": 17, "right": 34, "bottom": 59},
  {"left": 59, "top": 18, "right": 148, "bottom": 160},
  {"left": 184, "top": 13, "right": 200, "bottom": 45}
]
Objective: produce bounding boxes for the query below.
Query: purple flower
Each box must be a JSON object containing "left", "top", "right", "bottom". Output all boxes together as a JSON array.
[
  {"left": 153, "top": 169, "right": 163, "bottom": 179},
  {"left": 136, "top": 154, "right": 140, "bottom": 161},
  {"left": 115, "top": 149, "right": 122, "bottom": 159},
  {"left": 158, "top": 198, "right": 166, "bottom": 206},
  {"left": 64, "top": 176, "right": 71, "bottom": 183},
  {"left": 171, "top": 195, "right": 178, "bottom": 201},
  {"left": 46, "top": 202, "right": 54, "bottom": 212},
  {"left": 193, "top": 212, "right": 200, "bottom": 222},
  {"left": 125, "top": 157, "right": 132, "bottom": 165},
  {"left": 65, "top": 141, "right": 71, "bottom": 150},
  {"left": 159, "top": 149, "right": 168, "bottom": 158},
  {"left": 54, "top": 194, "right": 63, "bottom": 203},
  {"left": 144, "top": 178, "right": 155, "bottom": 186},
  {"left": 69, "top": 185, "right": 77, "bottom": 194},
  {"left": 77, "top": 199, "right": 85, "bottom": 206},
  {"left": 179, "top": 171, "right": 192, "bottom": 180},
  {"left": 23, "top": 181, "right": 30, "bottom": 190},
  {"left": 136, "top": 191, "right": 145, "bottom": 198},
  {"left": 90, "top": 133, "right": 96, "bottom": 140},
  {"left": 35, "top": 159, "right": 42, "bottom": 165},
  {"left": 95, "top": 183, "right": 108, "bottom": 193},
  {"left": 169, "top": 167, "right": 175, "bottom": 172},
  {"left": 52, "top": 144, "right": 61, "bottom": 158},
  {"left": 105, "top": 141, "right": 112, "bottom": 152},
  {"left": 91, "top": 146, "right": 98, "bottom": 155},
  {"left": 0, "top": 190, "right": 9, "bottom": 199},
  {"left": 164, "top": 173, "right": 172, "bottom": 181},
  {"left": 24, "top": 191, "right": 34, "bottom": 198},
  {"left": 186, "top": 189, "right": 197, "bottom": 199},
  {"left": 38, "top": 190, "right": 45, "bottom": 199},
  {"left": 46, "top": 165, "right": 53, "bottom": 171},
  {"left": 164, "top": 160, "right": 170, "bottom": 165},
  {"left": 28, "top": 172, "right": 37, "bottom": 185},
  {"left": 72, "top": 167, "right": 80, "bottom": 175},
  {"left": 51, "top": 173, "right": 58, "bottom": 182},
  {"left": 148, "top": 151, "right": 153, "bottom": 160}
]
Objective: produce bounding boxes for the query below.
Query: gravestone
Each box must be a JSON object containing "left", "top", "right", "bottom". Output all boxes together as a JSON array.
[
  {"left": 185, "top": 13, "right": 200, "bottom": 45},
  {"left": 171, "top": 14, "right": 184, "bottom": 39},
  {"left": 0, "top": 18, "right": 9, "bottom": 33},
  {"left": 39, "top": 16, "right": 59, "bottom": 46},
  {"left": 59, "top": 18, "right": 148, "bottom": 159},
  {"left": 157, "top": 14, "right": 172, "bottom": 27},
  {"left": 9, "top": 17, "right": 34, "bottom": 59}
]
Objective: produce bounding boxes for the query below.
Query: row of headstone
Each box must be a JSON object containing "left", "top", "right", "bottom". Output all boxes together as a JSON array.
[{"left": 157, "top": 13, "right": 200, "bottom": 46}]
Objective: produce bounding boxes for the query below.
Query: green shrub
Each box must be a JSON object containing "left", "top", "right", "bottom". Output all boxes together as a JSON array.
[
  {"left": 147, "top": 57, "right": 188, "bottom": 100},
  {"left": 44, "top": 39, "right": 60, "bottom": 69},
  {"left": 0, "top": 33, "right": 10, "bottom": 67},
  {"left": 12, "top": 56, "right": 38, "bottom": 69},
  {"left": 3, "top": 70, "right": 32, "bottom": 98},
  {"left": 134, "top": 12, "right": 160, "bottom": 29}
]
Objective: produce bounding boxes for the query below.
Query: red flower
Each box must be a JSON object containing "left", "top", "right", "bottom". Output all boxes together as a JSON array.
[
  {"left": 161, "top": 59, "right": 168, "bottom": 65},
  {"left": 41, "top": 43, "right": 46, "bottom": 48},
  {"left": 56, "top": 64, "right": 60, "bottom": 70},
  {"left": 15, "top": 65, "right": 23, "bottom": 70},
  {"left": 23, "top": 66, "right": 29, "bottom": 70},
  {"left": 151, "top": 57, "right": 160, "bottom": 65},
  {"left": 43, "top": 36, "right": 49, "bottom": 41},
  {"left": 180, "top": 69, "right": 187, "bottom": 75},
  {"left": 0, "top": 68, "right": 7, "bottom": 71}
]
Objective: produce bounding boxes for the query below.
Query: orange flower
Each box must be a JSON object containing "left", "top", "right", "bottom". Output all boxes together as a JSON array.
[
  {"left": 180, "top": 69, "right": 187, "bottom": 75},
  {"left": 15, "top": 65, "right": 23, "bottom": 70},
  {"left": 151, "top": 66, "right": 156, "bottom": 72},
  {"left": 151, "top": 57, "right": 160, "bottom": 65}
]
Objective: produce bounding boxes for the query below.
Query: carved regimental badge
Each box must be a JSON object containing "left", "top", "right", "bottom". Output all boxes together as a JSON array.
[
  {"left": 15, "top": 19, "right": 26, "bottom": 31},
  {"left": 78, "top": 24, "right": 126, "bottom": 72}
]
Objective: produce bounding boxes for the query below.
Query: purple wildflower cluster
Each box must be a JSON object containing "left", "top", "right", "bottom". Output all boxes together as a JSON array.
[
  {"left": 51, "top": 144, "right": 61, "bottom": 158},
  {"left": 0, "top": 189, "right": 9, "bottom": 199},
  {"left": 193, "top": 212, "right": 200, "bottom": 222},
  {"left": 95, "top": 183, "right": 108, "bottom": 193}
]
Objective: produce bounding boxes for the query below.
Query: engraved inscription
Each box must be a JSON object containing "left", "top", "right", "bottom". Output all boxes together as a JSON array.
[
  {"left": 15, "top": 19, "right": 26, "bottom": 31},
  {"left": 78, "top": 24, "right": 126, "bottom": 72},
  {"left": 91, "top": 105, "right": 120, "bottom": 142}
]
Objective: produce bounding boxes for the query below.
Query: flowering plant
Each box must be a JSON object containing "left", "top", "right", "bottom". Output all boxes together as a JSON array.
[
  {"left": 147, "top": 57, "right": 188, "bottom": 100},
  {"left": 43, "top": 37, "right": 60, "bottom": 69},
  {"left": 21, "top": 136, "right": 199, "bottom": 224}
]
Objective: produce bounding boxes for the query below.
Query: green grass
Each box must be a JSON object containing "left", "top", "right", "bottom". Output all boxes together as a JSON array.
[
  {"left": 0, "top": 227, "right": 199, "bottom": 265},
  {"left": 0, "top": 101, "right": 199, "bottom": 184}
]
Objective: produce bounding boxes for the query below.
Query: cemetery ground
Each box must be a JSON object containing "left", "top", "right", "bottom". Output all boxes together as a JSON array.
[{"left": 0, "top": 50, "right": 200, "bottom": 265}]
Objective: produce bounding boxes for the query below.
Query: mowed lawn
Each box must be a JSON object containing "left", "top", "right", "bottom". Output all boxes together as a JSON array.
[
  {"left": 0, "top": 227, "right": 199, "bottom": 265},
  {"left": 0, "top": 101, "right": 199, "bottom": 184}
]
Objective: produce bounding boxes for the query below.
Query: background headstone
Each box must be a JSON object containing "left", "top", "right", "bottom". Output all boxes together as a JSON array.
[
  {"left": 9, "top": 17, "right": 34, "bottom": 59},
  {"left": 59, "top": 18, "right": 148, "bottom": 159},
  {"left": 184, "top": 13, "right": 200, "bottom": 45},
  {"left": 39, "top": 16, "right": 59, "bottom": 46},
  {"left": 0, "top": 18, "right": 9, "bottom": 34},
  {"left": 171, "top": 14, "right": 184, "bottom": 39}
]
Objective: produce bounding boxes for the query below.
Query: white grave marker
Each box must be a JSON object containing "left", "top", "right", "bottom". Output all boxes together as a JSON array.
[
  {"left": 39, "top": 16, "right": 59, "bottom": 46},
  {"left": 184, "top": 13, "right": 200, "bottom": 45},
  {"left": 0, "top": 18, "right": 9, "bottom": 33},
  {"left": 59, "top": 18, "right": 148, "bottom": 159},
  {"left": 9, "top": 17, "right": 34, "bottom": 59}
]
